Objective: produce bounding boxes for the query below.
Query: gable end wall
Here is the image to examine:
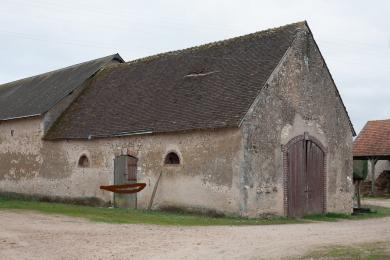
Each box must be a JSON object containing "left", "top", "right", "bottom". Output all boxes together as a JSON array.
[{"left": 239, "top": 29, "right": 353, "bottom": 217}]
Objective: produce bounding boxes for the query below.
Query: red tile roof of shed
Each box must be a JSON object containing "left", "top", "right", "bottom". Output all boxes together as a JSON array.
[{"left": 353, "top": 119, "right": 390, "bottom": 158}]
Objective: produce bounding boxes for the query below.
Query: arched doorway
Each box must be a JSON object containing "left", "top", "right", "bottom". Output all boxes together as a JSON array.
[
  {"left": 283, "top": 135, "right": 326, "bottom": 217},
  {"left": 114, "top": 155, "right": 138, "bottom": 208}
]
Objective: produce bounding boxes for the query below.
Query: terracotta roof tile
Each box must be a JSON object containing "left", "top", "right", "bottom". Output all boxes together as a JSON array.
[{"left": 353, "top": 119, "right": 390, "bottom": 157}]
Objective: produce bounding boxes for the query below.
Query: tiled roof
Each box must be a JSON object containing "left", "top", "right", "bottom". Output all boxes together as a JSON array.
[
  {"left": 0, "top": 54, "right": 123, "bottom": 120},
  {"left": 45, "top": 22, "right": 305, "bottom": 139},
  {"left": 44, "top": 21, "right": 354, "bottom": 140},
  {"left": 353, "top": 119, "right": 390, "bottom": 158}
]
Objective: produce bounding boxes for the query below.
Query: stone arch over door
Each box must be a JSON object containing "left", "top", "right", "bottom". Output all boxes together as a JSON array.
[{"left": 282, "top": 134, "right": 327, "bottom": 217}]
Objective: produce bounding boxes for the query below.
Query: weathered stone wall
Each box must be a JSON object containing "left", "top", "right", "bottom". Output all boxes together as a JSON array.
[
  {"left": 240, "top": 29, "right": 354, "bottom": 217},
  {"left": 0, "top": 117, "right": 43, "bottom": 183},
  {"left": 0, "top": 117, "right": 243, "bottom": 215},
  {"left": 54, "top": 129, "right": 243, "bottom": 214},
  {"left": 0, "top": 117, "right": 76, "bottom": 199}
]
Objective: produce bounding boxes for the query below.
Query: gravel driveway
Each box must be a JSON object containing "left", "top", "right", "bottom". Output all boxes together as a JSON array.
[
  {"left": 363, "top": 198, "right": 390, "bottom": 208},
  {"left": 0, "top": 211, "right": 389, "bottom": 260}
]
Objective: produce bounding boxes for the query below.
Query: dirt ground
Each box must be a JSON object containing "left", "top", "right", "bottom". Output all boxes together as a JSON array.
[
  {"left": 0, "top": 211, "right": 389, "bottom": 260},
  {"left": 362, "top": 198, "right": 390, "bottom": 208}
]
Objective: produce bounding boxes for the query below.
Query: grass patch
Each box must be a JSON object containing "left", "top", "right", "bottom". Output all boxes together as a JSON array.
[
  {"left": 303, "top": 212, "right": 354, "bottom": 222},
  {"left": 301, "top": 241, "right": 390, "bottom": 259},
  {"left": 363, "top": 195, "right": 390, "bottom": 200},
  {"left": 0, "top": 197, "right": 302, "bottom": 226},
  {"left": 303, "top": 205, "right": 390, "bottom": 222},
  {"left": 0, "top": 197, "right": 389, "bottom": 226}
]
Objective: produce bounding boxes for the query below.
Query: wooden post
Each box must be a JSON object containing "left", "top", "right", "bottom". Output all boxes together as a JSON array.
[
  {"left": 357, "top": 179, "right": 361, "bottom": 209},
  {"left": 370, "top": 158, "right": 378, "bottom": 195}
]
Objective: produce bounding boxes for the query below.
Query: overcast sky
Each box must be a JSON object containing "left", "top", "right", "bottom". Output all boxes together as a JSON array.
[{"left": 1, "top": 0, "right": 389, "bottom": 133}]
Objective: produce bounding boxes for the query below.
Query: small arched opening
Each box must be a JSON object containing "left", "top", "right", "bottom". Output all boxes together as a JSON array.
[
  {"left": 164, "top": 152, "right": 180, "bottom": 165},
  {"left": 78, "top": 154, "right": 90, "bottom": 168}
]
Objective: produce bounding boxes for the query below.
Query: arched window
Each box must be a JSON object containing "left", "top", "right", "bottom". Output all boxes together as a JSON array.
[
  {"left": 78, "top": 154, "right": 90, "bottom": 168},
  {"left": 164, "top": 152, "right": 180, "bottom": 165}
]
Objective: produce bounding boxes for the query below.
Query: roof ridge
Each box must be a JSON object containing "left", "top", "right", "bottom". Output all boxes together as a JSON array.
[
  {"left": 0, "top": 53, "right": 121, "bottom": 87},
  {"left": 124, "top": 21, "right": 306, "bottom": 66},
  {"left": 367, "top": 118, "right": 390, "bottom": 123}
]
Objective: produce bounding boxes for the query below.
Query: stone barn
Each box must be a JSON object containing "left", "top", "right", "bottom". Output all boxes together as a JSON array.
[{"left": 0, "top": 21, "right": 355, "bottom": 217}]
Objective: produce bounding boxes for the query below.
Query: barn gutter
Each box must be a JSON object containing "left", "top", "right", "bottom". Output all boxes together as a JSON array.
[{"left": 0, "top": 113, "right": 41, "bottom": 121}]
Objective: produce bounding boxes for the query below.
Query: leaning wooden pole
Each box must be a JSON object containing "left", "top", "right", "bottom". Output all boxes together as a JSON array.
[{"left": 148, "top": 171, "right": 163, "bottom": 210}]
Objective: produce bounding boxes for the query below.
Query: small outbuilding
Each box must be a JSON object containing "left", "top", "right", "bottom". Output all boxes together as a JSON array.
[
  {"left": 353, "top": 119, "right": 390, "bottom": 195},
  {"left": 0, "top": 21, "right": 355, "bottom": 217}
]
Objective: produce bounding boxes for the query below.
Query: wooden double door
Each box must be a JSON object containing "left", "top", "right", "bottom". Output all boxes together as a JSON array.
[{"left": 287, "top": 138, "right": 325, "bottom": 217}]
